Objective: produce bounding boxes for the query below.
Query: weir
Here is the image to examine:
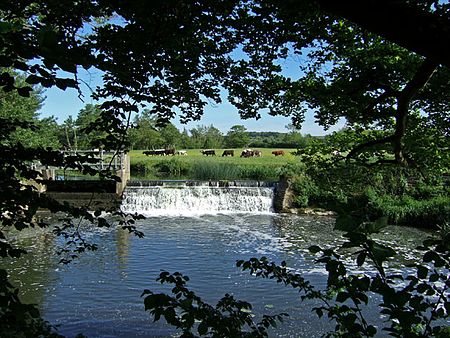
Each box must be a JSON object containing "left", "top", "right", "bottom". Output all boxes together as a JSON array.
[
  {"left": 36, "top": 151, "right": 130, "bottom": 210},
  {"left": 121, "top": 180, "right": 277, "bottom": 215},
  {"left": 126, "top": 180, "right": 277, "bottom": 188}
]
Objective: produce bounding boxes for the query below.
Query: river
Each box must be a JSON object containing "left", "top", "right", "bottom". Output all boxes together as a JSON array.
[{"left": 3, "top": 211, "right": 429, "bottom": 338}]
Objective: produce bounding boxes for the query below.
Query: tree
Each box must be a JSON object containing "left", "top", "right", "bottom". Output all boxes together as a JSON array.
[
  {"left": 1, "top": 1, "right": 448, "bottom": 162},
  {"left": 225, "top": 125, "right": 250, "bottom": 148},
  {"left": 293, "top": 29, "right": 449, "bottom": 166},
  {"left": 128, "top": 110, "right": 163, "bottom": 150},
  {"left": 159, "top": 123, "right": 182, "bottom": 148},
  {"left": 75, "top": 103, "right": 107, "bottom": 149},
  {"left": 1, "top": 1, "right": 449, "bottom": 336},
  {"left": 312, "top": 0, "right": 450, "bottom": 67},
  {"left": 179, "top": 128, "right": 191, "bottom": 149},
  {"left": 189, "top": 125, "right": 224, "bottom": 149},
  {"left": 0, "top": 71, "right": 60, "bottom": 149},
  {"left": 34, "top": 116, "right": 61, "bottom": 149},
  {"left": 59, "top": 115, "right": 77, "bottom": 150},
  {"left": 203, "top": 125, "right": 224, "bottom": 149},
  {"left": 283, "top": 124, "right": 308, "bottom": 148}
]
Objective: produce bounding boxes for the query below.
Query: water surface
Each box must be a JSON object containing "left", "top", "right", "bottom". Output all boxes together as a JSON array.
[{"left": 3, "top": 213, "right": 428, "bottom": 337}]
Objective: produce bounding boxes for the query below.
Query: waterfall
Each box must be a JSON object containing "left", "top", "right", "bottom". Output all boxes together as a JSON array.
[{"left": 120, "top": 181, "right": 275, "bottom": 216}]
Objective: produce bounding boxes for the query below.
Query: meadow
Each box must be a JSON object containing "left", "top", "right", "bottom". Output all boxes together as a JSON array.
[{"left": 129, "top": 148, "right": 299, "bottom": 180}]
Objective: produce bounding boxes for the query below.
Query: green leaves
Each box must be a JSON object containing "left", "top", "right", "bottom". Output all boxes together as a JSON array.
[
  {"left": 335, "top": 215, "right": 388, "bottom": 235},
  {"left": 423, "top": 250, "right": 447, "bottom": 267},
  {"left": 371, "top": 243, "right": 397, "bottom": 265},
  {"left": 335, "top": 291, "right": 349, "bottom": 303},
  {"left": 197, "top": 321, "right": 208, "bottom": 335},
  {"left": 416, "top": 265, "right": 428, "bottom": 279},
  {"left": 143, "top": 271, "right": 286, "bottom": 337},
  {"left": 334, "top": 214, "right": 358, "bottom": 232},
  {"left": 356, "top": 252, "right": 366, "bottom": 267},
  {"left": 308, "top": 245, "right": 321, "bottom": 254},
  {"left": 0, "top": 21, "right": 19, "bottom": 33}
]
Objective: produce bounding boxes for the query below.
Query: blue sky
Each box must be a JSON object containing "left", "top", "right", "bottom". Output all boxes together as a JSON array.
[{"left": 39, "top": 54, "right": 345, "bottom": 135}]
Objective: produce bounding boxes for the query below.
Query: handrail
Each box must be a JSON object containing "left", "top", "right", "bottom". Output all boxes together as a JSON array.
[{"left": 33, "top": 150, "right": 127, "bottom": 172}]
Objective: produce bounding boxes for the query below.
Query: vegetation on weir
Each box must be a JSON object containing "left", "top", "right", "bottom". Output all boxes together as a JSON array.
[
  {"left": 130, "top": 141, "right": 449, "bottom": 230},
  {"left": 130, "top": 148, "right": 297, "bottom": 180}
]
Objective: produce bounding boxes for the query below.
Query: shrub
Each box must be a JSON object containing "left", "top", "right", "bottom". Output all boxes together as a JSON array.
[
  {"left": 153, "top": 158, "right": 190, "bottom": 178},
  {"left": 290, "top": 174, "right": 318, "bottom": 208},
  {"left": 412, "top": 180, "right": 448, "bottom": 199},
  {"left": 239, "top": 165, "right": 278, "bottom": 180},
  {"left": 277, "top": 162, "right": 307, "bottom": 179},
  {"left": 190, "top": 161, "right": 241, "bottom": 180},
  {"left": 130, "top": 160, "right": 150, "bottom": 175},
  {"left": 366, "top": 190, "right": 450, "bottom": 228}
]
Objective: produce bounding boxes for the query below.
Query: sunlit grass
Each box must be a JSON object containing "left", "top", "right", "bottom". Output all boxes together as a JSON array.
[{"left": 129, "top": 148, "right": 299, "bottom": 180}]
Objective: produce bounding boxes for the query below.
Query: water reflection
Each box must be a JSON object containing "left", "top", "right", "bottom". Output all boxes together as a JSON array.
[
  {"left": 1, "top": 214, "right": 432, "bottom": 337},
  {"left": 116, "top": 228, "right": 131, "bottom": 273},
  {"left": 1, "top": 228, "right": 58, "bottom": 308}
]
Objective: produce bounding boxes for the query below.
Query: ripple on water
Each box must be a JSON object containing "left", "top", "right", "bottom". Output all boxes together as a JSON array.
[{"left": 2, "top": 213, "right": 432, "bottom": 337}]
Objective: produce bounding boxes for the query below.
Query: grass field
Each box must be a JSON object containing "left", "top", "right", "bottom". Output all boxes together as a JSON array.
[{"left": 129, "top": 148, "right": 299, "bottom": 180}]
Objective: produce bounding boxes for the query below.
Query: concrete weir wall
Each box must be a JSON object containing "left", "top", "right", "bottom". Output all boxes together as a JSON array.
[
  {"left": 45, "top": 192, "right": 120, "bottom": 210},
  {"left": 44, "top": 180, "right": 120, "bottom": 210},
  {"left": 41, "top": 152, "right": 130, "bottom": 211},
  {"left": 38, "top": 150, "right": 297, "bottom": 214},
  {"left": 115, "top": 152, "right": 130, "bottom": 195}
]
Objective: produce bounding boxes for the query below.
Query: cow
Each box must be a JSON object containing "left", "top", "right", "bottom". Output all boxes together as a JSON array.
[
  {"left": 240, "top": 149, "right": 262, "bottom": 157},
  {"left": 176, "top": 150, "right": 187, "bottom": 156},
  {"left": 272, "top": 150, "right": 285, "bottom": 156},
  {"left": 144, "top": 149, "right": 166, "bottom": 156},
  {"left": 222, "top": 150, "right": 234, "bottom": 157},
  {"left": 154, "top": 149, "right": 166, "bottom": 156},
  {"left": 240, "top": 149, "right": 254, "bottom": 157},
  {"left": 164, "top": 148, "right": 176, "bottom": 156},
  {"left": 201, "top": 149, "right": 216, "bottom": 156}
]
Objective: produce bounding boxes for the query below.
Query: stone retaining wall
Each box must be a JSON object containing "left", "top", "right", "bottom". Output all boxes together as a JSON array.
[{"left": 273, "top": 178, "right": 295, "bottom": 212}]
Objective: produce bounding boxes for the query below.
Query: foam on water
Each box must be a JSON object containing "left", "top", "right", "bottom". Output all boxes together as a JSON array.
[{"left": 120, "top": 185, "right": 275, "bottom": 216}]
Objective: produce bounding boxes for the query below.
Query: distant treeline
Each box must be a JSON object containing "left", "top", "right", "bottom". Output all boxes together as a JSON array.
[
  {"left": 127, "top": 123, "right": 320, "bottom": 150},
  {"left": 5, "top": 95, "right": 321, "bottom": 150},
  {"left": 247, "top": 131, "right": 322, "bottom": 149},
  {"left": 58, "top": 106, "right": 321, "bottom": 150}
]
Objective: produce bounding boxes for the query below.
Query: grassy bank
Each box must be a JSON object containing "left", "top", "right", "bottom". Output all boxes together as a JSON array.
[{"left": 129, "top": 148, "right": 298, "bottom": 180}]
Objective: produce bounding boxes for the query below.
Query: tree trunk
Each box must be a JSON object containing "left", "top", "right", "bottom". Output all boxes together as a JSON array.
[
  {"left": 65, "top": 126, "right": 72, "bottom": 149},
  {"left": 393, "top": 59, "right": 438, "bottom": 164}
]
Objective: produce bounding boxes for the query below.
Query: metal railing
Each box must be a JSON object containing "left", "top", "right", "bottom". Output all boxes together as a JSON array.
[
  {"left": 32, "top": 150, "right": 128, "bottom": 179},
  {"left": 61, "top": 150, "right": 125, "bottom": 171}
]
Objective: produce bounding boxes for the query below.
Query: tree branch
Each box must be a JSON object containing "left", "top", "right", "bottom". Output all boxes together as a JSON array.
[
  {"left": 399, "top": 59, "right": 439, "bottom": 102},
  {"left": 315, "top": 0, "right": 450, "bottom": 68},
  {"left": 394, "top": 58, "right": 439, "bottom": 164},
  {"left": 346, "top": 135, "right": 395, "bottom": 160},
  {"left": 363, "top": 90, "right": 398, "bottom": 116}
]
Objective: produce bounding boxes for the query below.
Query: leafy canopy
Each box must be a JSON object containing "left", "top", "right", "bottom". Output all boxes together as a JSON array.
[
  {"left": 1, "top": 1, "right": 449, "bottom": 336},
  {"left": 1, "top": 0, "right": 448, "bottom": 165}
]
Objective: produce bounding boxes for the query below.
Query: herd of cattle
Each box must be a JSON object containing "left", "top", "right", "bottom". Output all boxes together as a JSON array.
[{"left": 143, "top": 149, "right": 285, "bottom": 157}]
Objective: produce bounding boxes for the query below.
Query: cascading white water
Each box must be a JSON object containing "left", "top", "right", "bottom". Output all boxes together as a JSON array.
[{"left": 120, "top": 184, "right": 275, "bottom": 216}]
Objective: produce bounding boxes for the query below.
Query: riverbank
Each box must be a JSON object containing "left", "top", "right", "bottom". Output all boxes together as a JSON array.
[{"left": 129, "top": 148, "right": 297, "bottom": 181}]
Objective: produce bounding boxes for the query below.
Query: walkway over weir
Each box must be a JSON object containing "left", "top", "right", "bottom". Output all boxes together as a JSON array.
[{"left": 33, "top": 149, "right": 130, "bottom": 195}]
